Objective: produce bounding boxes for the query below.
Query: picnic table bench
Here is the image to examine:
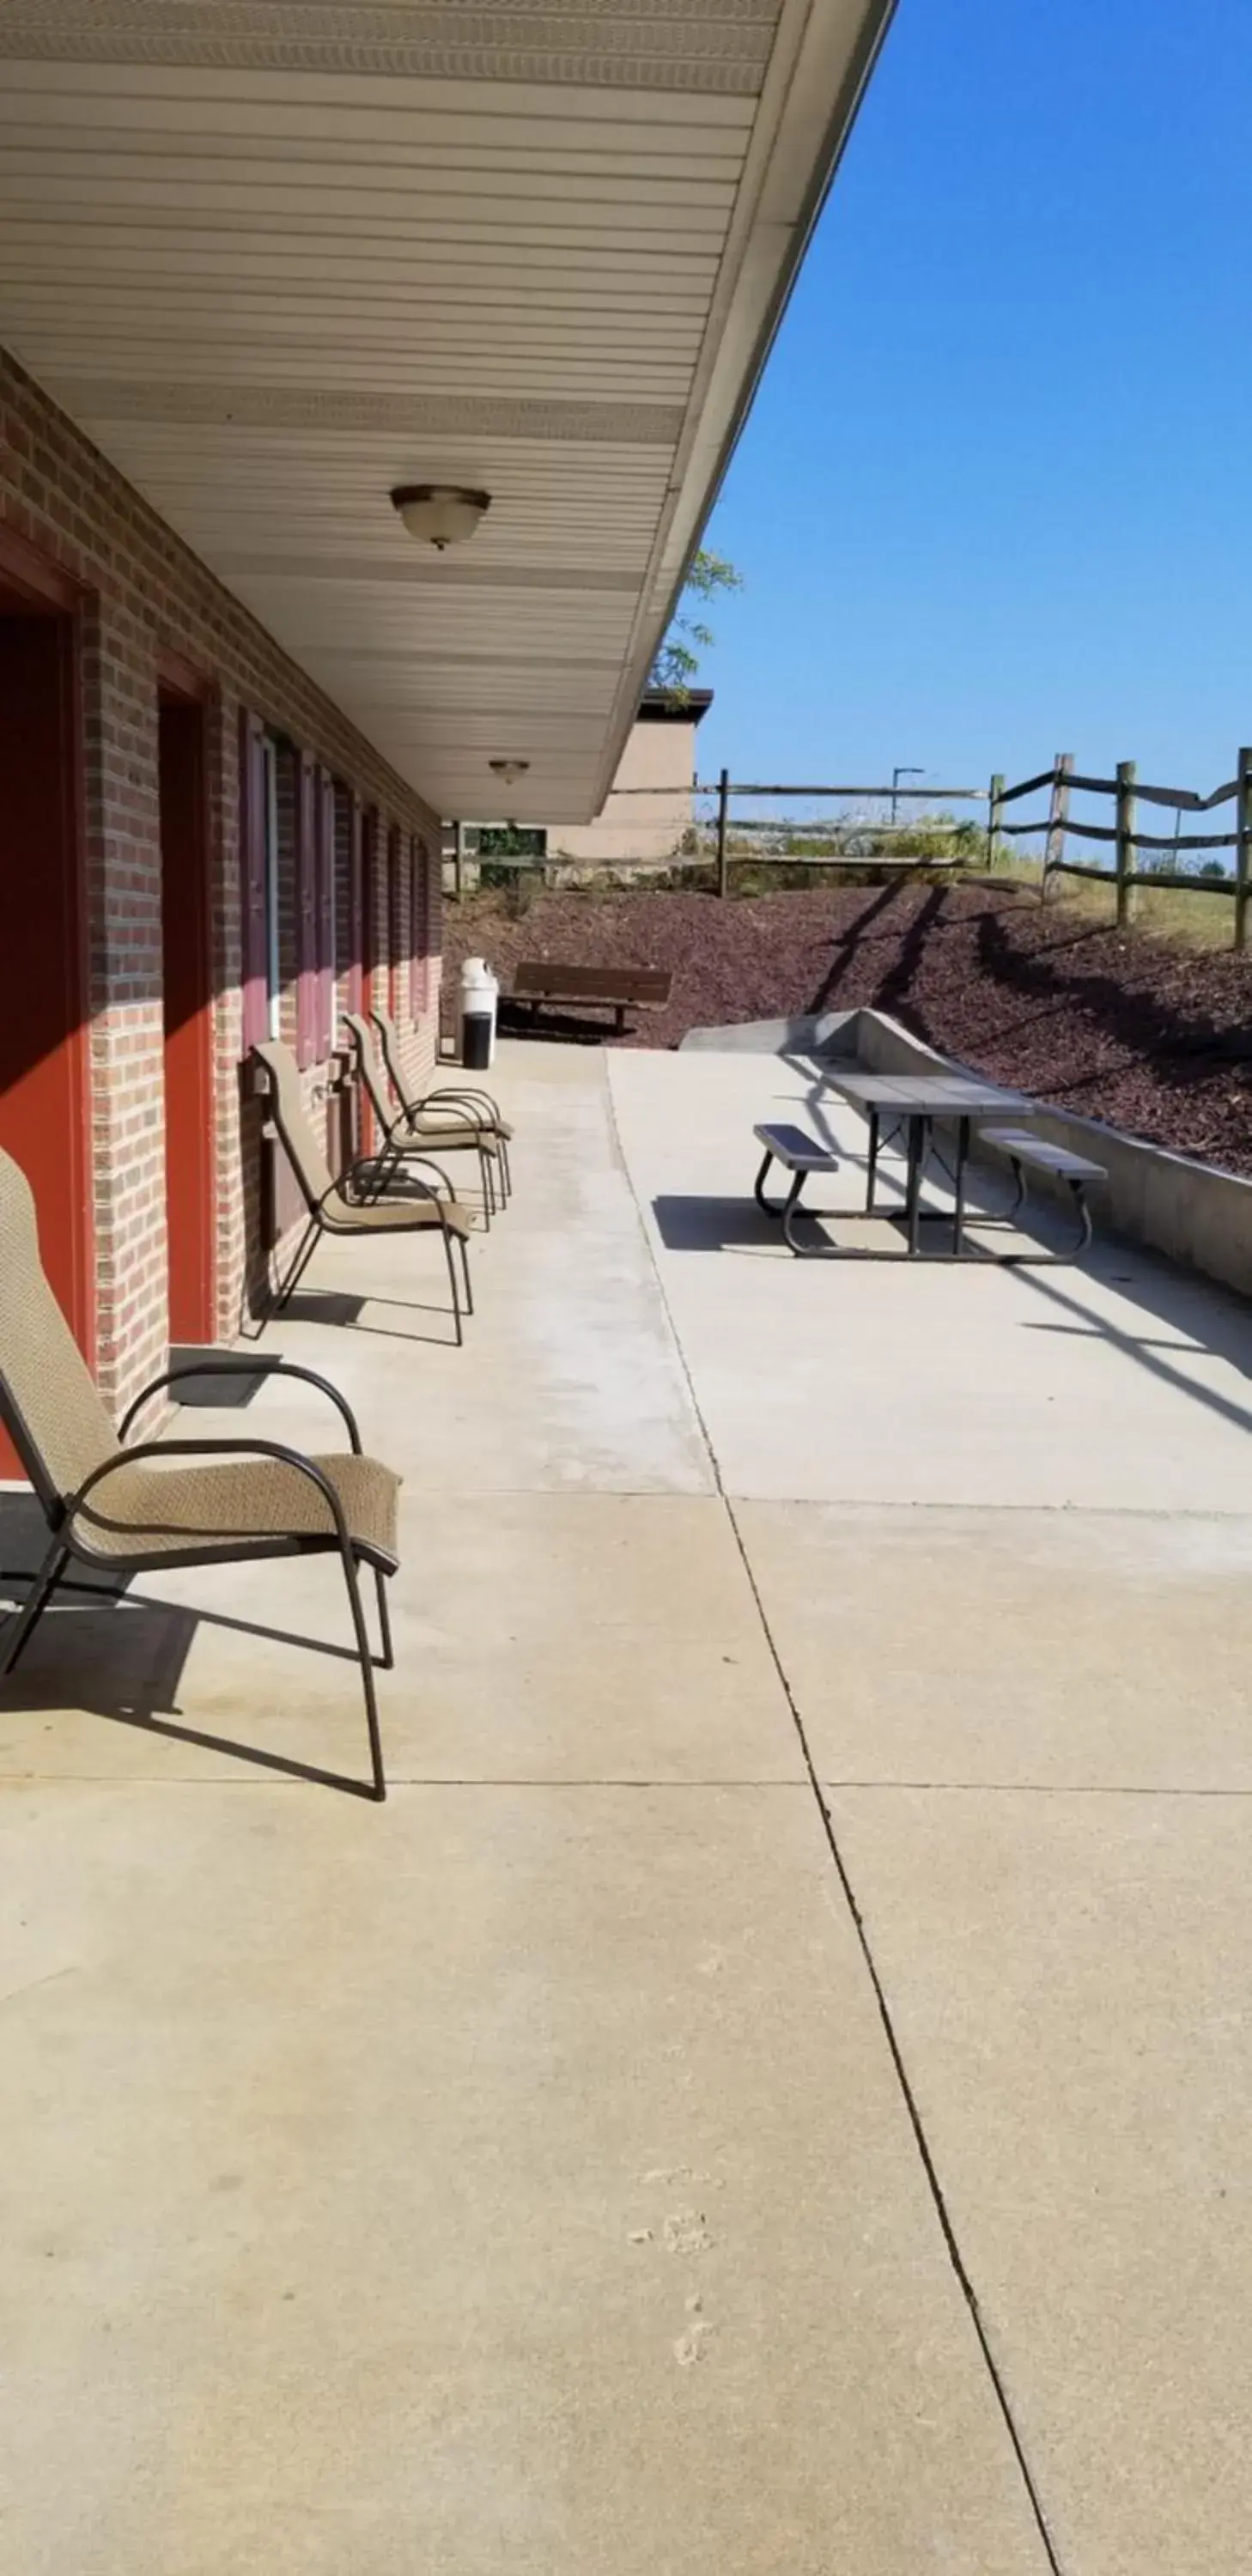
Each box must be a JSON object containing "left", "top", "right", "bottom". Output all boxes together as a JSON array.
[
  {"left": 978, "top": 1127, "right": 1106, "bottom": 1259},
  {"left": 512, "top": 960, "right": 672, "bottom": 1036},
  {"left": 752, "top": 1122, "right": 842, "bottom": 1254}
]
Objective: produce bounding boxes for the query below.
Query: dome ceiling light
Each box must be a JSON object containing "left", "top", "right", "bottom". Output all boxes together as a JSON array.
[
  {"left": 489, "top": 758, "right": 530, "bottom": 787},
  {"left": 390, "top": 484, "right": 491, "bottom": 550}
]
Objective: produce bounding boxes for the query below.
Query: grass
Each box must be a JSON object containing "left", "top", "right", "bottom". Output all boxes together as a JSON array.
[{"left": 986, "top": 851, "right": 1243, "bottom": 952}]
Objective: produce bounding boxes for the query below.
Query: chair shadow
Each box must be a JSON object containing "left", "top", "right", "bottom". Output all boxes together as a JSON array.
[
  {"left": 0, "top": 1501, "right": 378, "bottom": 1800},
  {"left": 278, "top": 1288, "right": 460, "bottom": 1345}
]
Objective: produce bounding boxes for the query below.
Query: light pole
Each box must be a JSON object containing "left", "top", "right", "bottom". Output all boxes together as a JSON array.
[{"left": 890, "top": 765, "right": 924, "bottom": 825}]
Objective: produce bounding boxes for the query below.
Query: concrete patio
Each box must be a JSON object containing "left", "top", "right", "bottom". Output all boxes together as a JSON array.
[{"left": 4, "top": 1038, "right": 1252, "bottom": 2574}]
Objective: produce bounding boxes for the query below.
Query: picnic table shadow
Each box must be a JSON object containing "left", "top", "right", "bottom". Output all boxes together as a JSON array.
[
  {"left": 0, "top": 1490, "right": 379, "bottom": 1796},
  {"left": 650, "top": 1189, "right": 909, "bottom": 1254}
]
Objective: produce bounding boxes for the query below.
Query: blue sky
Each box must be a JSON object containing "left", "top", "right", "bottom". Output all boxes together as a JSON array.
[{"left": 696, "top": 0, "right": 1252, "bottom": 810}]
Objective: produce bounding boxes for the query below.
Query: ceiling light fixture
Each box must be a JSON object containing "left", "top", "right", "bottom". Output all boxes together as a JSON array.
[
  {"left": 390, "top": 483, "right": 490, "bottom": 550},
  {"left": 489, "top": 758, "right": 531, "bottom": 787}
]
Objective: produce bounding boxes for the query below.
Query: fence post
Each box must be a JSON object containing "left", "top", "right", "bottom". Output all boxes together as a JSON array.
[
  {"left": 1235, "top": 747, "right": 1252, "bottom": 951},
  {"left": 1115, "top": 759, "right": 1137, "bottom": 926},
  {"left": 715, "top": 766, "right": 731, "bottom": 898},
  {"left": 1042, "top": 751, "right": 1073, "bottom": 902},
  {"left": 987, "top": 772, "right": 1004, "bottom": 869}
]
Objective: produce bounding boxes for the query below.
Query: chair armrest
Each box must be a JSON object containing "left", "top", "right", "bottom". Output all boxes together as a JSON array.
[
  {"left": 119, "top": 1359, "right": 363, "bottom": 1452},
  {"left": 409, "top": 1087, "right": 501, "bottom": 1127},
  {"left": 72, "top": 1437, "right": 355, "bottom": 1551}
]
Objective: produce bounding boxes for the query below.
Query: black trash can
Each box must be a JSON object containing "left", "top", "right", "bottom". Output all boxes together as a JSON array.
[{"left": 461, "top": 1009, "right": 493, "bottom": 1071}]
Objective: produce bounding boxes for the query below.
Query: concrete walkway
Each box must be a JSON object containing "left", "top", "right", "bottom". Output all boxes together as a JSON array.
[{"left": 3, "top": 1040, "right": 1252, "bottom": 2573}]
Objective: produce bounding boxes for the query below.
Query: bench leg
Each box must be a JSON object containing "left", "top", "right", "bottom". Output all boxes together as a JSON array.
[
  {"left": 1067, "top": 1179, "right": 1093, "bottom": 1259},
  {"left": 978, "top": 1168, "right": 1094, "bottom": 1264},
  {"left": 753, "top": 1148, "right": 780, "bottom": 1216},
  {"left": 781, "top": 1171, "right": 811, "bottom": 1256}
]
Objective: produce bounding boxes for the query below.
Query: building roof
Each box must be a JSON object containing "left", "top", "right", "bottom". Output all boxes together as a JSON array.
[
  {"left": 0, "top": 2, "right": 894, "bottom": 822},
  {"left": 636, "top": 690, "right": 714, "bottom": 727}
]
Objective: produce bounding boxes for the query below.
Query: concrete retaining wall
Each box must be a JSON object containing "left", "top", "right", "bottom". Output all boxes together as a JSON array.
[{"left": 854, "top": 1009, "right": 1252, "bottom": 1299}]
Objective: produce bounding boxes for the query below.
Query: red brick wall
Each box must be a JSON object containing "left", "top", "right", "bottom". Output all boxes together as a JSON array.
[{"left": 0, "top": 345, "right": 444, "bottom": 1417}]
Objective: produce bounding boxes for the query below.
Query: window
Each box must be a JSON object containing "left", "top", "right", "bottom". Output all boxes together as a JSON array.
[{"left": 471, "top": 823, "right": 546, "bottom": 860}]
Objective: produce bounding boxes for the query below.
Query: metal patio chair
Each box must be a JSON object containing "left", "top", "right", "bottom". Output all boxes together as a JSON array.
[
  {"left": 252, "top": 1038, "right": 474, "bottom": 1342},
  {"left": 342, "top": 1011, "right": 502, "bottom": 1225},
  {"left": 0, "top": 1147, "right": 399, "bottom": 1800},
  {"left": 371, "top": 1002, "right": 513, "bottom": 1200}
]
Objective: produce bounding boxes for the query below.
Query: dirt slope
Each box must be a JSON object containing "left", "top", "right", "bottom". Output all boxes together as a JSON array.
[{"left": 445, "top": 881, "right": 1252, "bottom": 1176}]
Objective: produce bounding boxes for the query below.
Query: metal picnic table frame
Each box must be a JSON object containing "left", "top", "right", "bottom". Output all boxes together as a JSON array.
[{"left": 755, "top": 1072, "right": 1036, "bottom": 1261}]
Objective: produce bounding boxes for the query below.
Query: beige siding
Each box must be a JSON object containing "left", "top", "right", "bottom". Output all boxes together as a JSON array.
[{"left": 552, "top": 717, "right": 698, "bottom": 866}]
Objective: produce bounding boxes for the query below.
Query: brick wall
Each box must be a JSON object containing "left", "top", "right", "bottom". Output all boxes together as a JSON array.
[{"left": 0, "top": 345, "right": 445, "bottom": 1417}]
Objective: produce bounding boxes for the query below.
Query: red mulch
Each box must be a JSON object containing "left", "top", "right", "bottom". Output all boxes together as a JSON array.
[{"left": 445, "top": 881, "right": 1252, "bottom": 1176}]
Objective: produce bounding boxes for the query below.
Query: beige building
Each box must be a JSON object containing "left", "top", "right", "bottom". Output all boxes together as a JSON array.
[{"left": 548, "top": 690, "right": 714, "bottom": 869}]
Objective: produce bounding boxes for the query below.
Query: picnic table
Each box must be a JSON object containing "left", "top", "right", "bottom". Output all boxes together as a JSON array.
[
  {"left": 755, "top": 1074, "right": 1109, "bottom": 1263},
  {"left": 824, "top": 1071, "right": 1031, "bottom": 1257}
]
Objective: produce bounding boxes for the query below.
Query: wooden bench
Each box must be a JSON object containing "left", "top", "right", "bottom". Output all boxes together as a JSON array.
[
  {"left": 978, "top": 1127, "right": 1106, "bottom": 1260},
  {"left": 512, "top": 960, "right": 672, "bottom": 1036},
  {"left": 752, "top": 1121, "right": 841, "bottom": 1255}
]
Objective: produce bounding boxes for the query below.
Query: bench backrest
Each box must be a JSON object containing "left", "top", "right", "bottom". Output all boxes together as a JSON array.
[{"left": 514, "top": 960, "right": 672, "bottom": 1005}]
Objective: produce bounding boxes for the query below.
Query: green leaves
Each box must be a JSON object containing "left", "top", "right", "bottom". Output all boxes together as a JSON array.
[{"left": 649, "top": 549, "right": 742, "bottom": 702}]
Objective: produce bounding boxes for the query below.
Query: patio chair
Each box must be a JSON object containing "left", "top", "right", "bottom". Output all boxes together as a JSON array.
[
  {"left": 252, "top": 1038, "right": 474, "bottom": 1342},
  {"left": 371, "top": 1002, "right": 513, "bottom": 1199},
  {"left": 342, "top": 1011, "right": 502, "bottom": 1225},
  {"left": 0, "top": 1147, "right": 398, "bottom": 1800}
]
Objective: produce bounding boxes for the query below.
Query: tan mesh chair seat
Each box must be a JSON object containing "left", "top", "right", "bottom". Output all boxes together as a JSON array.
[
  {"left": 321, "top": 1186, "right": 471, "bottom": 1241},
  {"left": 70, "top": 1449, "right": 399, "bottom": 1568},
  {"left": 404, "top": 1116, "right": 501, "bottom": 1153}
]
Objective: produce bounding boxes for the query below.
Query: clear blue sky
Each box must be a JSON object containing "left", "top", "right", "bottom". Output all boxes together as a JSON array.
[{"left": 696, "top": 0, "right": 1252, "bottom": 805}]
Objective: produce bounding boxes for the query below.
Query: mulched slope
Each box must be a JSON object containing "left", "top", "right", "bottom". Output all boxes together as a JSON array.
[{"left": 445, "top": 881, "right": 1252, "bottom": 1176}]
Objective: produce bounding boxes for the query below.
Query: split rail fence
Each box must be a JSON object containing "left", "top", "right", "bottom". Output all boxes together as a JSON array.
[{"left": 691, "top": 751, "right": 1252, "bottom": 947}]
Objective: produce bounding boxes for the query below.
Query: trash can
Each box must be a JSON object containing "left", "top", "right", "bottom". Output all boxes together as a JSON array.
[{"left": 460, "top": 955, "right": 495, "bottom": 1070}]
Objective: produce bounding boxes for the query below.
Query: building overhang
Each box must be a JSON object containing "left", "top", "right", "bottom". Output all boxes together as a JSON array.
[{"left": 0, "top": 1, "right": 894, "bottom": 823}]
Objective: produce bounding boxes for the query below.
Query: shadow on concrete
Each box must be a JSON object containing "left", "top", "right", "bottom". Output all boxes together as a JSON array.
[
  {"left": 279, "top": 1287, "right": 461, "bottom": 1346},
  {"left": 496, "top": 1001, "right": 623, "bottom": 1046},
  {"left": 651, "top": 1195, "right": 787, "bottom": 1254},
  {"left": 0, "top": 1495, "right": 377, "bottom": 1797}
]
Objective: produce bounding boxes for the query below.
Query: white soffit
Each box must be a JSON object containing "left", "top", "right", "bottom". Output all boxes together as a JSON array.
[{"left": 0, "top": 1, "right": 894, "bottom": 821}]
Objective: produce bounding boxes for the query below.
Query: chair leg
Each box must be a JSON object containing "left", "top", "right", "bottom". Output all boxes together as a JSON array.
[
  {"left": 498, "top": 1134, "right": 512, "bottom": 1199},
  {"left": 0, "top": 1540, "right": 69, "bottom": 1675},
  {"left": 459, "top": 1230, "right": 474, "bottom": 1316},
  {"left": 340, "top": 1546, "right": 386, "bottom": 1801},
  {"left": 478, "top": 1145, "right": 492, "bottom": 1230},
  {"left": 275, "top": 1218, "right": 319, "bottom": 1312},
  {"left": 373, "top": 1567, "right": 394, "bottom": 1671},
  {"left": 441, "top": 1224, "right": 464, "bottom": 1346}
]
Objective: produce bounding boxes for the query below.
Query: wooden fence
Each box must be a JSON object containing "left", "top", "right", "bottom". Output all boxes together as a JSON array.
[
  {"left": 690, "top": 754, "right": 1252, "bottom": 945},
  {"left": 993, "top": 750, "right": 1252, "bottom": 949},
  {"left": 451, "top": 753, "right": 1252, "bottom": 949}
]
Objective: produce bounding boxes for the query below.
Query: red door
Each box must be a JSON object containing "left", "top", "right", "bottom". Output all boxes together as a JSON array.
[{"left": 0, "top": 580, "right": 93, "bottom": 1476}]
